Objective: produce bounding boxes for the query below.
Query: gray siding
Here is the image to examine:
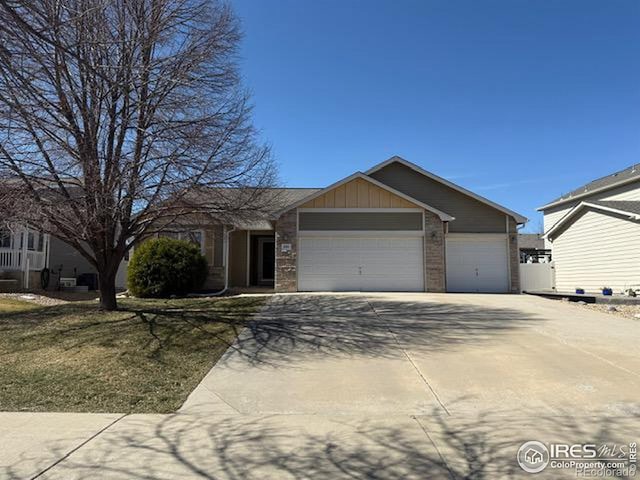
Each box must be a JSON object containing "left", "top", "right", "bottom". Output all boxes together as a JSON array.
[
  {"left": 370, "top": 162, "right": 509, "bottom": 233},
  {"left": 299, "top": 212, "right": 423, "bottom": 231},
  {"left": 48, "top": 236, "right": 97, "bottom": 278},
  {"left": 213, "top": 225, "right": 224, "bottom": 267}
]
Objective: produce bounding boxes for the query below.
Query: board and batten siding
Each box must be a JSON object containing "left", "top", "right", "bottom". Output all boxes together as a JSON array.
[
  {"left": 369, "top": 162, "right": 507, "bottom": 232},
  {"left": 551, "top": 209, "right": 640, "bottom": 293},
  {"left": 300, "top": 177, "right": 417, "bottom": 209}
]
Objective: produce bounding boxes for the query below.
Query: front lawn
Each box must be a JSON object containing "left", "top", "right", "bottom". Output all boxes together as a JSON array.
[
  {"left": 0, "top": 297, "right": 41, "bottom": 313},
  {"left": 0, "top": 296, "right": 264, "bottom": 413}
]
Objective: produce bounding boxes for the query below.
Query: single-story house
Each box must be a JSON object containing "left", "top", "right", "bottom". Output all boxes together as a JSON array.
[
  {"left": 538, "top": 163, "right": 640, "bottom": 293},
  {"left": 173, "top": 156, "right": 527, "bottom": 293}
]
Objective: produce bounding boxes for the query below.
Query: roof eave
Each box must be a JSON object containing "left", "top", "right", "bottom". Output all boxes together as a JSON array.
[
  {"left": 544, "top": 201, "right": 640, "bottom": 240},
  {"left": 538, "top": 175, "right": 640, "bottom": 212}
]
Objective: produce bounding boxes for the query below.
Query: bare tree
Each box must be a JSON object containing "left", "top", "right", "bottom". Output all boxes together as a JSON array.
[{"left": 0, "top": 0, "right": 274, "bottom": 309}]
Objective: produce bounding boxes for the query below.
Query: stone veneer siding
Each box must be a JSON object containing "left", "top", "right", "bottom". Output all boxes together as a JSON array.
[
  {"left": 508, "top": 216, "right": 520, "bottom": 293},
  {"left": 424, "top": 211, "right": 446, "bottom": 292},
  {"left": 275, "top": 208, "right": 298, "bottom": 292}
]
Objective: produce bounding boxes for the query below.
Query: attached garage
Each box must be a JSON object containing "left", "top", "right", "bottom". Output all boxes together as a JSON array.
[
  {"left": 298, "top": 235, "right": 424, "bottom": 291},
  {"left": 445, "top": 234, "right": 510, "bottom": 293},
  {"left": 297, "top": 208, "right": 427, "bottom": 292},
  {"left": 272, "top": 160, "right": 525, "bottom": 294}
]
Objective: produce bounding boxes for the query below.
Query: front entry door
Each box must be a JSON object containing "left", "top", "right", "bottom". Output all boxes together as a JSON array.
[{"left": 258, "top": 237, "right": 275, "bottom": 283}]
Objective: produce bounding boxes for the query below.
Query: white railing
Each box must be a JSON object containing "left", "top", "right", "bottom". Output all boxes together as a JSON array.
[
  {"left": 0, "top": 249, "right": 45, "bottom": 271},
  {"left": 0, "top": 248, "right": 21, "bottom": 270}
]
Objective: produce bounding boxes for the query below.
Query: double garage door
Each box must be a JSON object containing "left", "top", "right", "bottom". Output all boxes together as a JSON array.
[
  {"left": 298, "top": 233, "right": 509, "bottom": 293},
  {"left": 298, "top": 236, "right": 424, "bottom": 291}
]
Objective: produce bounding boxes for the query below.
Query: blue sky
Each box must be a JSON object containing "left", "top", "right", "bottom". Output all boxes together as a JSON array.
[{"left": 231, "top": 0, "right": 640, "bottom": 231}]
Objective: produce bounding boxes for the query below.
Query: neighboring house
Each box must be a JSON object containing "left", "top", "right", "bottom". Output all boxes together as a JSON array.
[
  {"left": 171, "top": 156, "right": 527, "bottom": 293},
  {"left": 518, "top": 233, "right": 551, "bottom": 263},
  {"left": 0, "top": 223, "right": 127, "bottom": 292},
  {"left": 538, "top": 163, "right": 640, "bottom": 293}
]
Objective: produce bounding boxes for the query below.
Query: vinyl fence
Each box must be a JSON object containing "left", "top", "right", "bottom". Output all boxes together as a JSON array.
[{"left": 519, "top": 262, "right": 555, "bottom": 292}]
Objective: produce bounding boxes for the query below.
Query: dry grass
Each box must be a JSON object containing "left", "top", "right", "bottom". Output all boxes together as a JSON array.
[
  {"left": 0, "top": 298, "right": 41, "bottom": 313},
  {"left": 0, "top": 296, "right": 264, "bottom": 413}
]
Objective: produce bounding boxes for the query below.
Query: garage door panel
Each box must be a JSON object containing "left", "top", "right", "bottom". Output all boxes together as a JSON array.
[
  {"left": 446, "top": 236, "right": 509, "bottom": 293},
  {"left": 299, "top": 236, "right": 424, "bottom": 292}
]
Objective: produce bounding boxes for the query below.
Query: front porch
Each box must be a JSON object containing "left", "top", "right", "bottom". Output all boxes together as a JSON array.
[
  {"left": 228, "top": 230, "right": 275, "bottom": 289},
  {"left": 0, "top": 225, "right": 50, "bottom": 290}
]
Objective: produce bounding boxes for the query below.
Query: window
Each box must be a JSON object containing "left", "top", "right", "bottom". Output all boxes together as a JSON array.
[
  {"left": 0, "top": 229, "right": 10, "bottom": 249},
  {"left": 37, "top": 234, "right": 44, "bottom": 252},
  {"left": 27, "top": 232, "right": 35, "bottom": 251},
  {"left": 182, "top": 231, "right": 203, "bottom": 250},
  {"left": 159, "top": 230, "right": 205, "bottom": 253}
]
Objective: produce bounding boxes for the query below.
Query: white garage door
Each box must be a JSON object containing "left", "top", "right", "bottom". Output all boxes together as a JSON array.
[
  {"left": 446, "top": 234, "right": 509, "bottom": 293},
  {"left": 298, "top": 236, "right": 424, "bottom": 291}
]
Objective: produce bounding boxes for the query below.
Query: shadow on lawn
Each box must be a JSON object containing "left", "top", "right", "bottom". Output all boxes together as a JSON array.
[
  {"left": 0, "top": 297, "right": 264, "bottom": 360},
  {"left": 5, "top": 405, "right": 638, "bottom": 480},
  {"left": 0, "top": 294, "right": 543, "bottom": 367}
]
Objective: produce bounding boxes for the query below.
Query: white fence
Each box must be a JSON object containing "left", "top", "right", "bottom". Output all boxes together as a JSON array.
[{"left": 519, "top": 262, "right": 555, "bottom": 292}]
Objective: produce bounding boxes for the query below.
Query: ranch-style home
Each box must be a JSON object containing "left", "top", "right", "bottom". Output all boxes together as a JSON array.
[
  {"left": 177, "top": 156, "right": 527, "bottom": 294},
  {"left": 539, "top": 163, "right": 640, "bottom": 294}
]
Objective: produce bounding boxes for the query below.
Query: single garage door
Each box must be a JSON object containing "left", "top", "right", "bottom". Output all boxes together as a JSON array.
[
  {"left": 298, "top": 236, "right": 424, "bottom": 291},
  {"left": 446, "top": 234, "right": 509, "bottom": 293}
]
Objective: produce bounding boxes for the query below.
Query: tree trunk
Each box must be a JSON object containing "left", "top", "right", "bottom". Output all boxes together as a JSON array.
[{"left": 98, "top": 270, "right": 118, "bottom": 311}]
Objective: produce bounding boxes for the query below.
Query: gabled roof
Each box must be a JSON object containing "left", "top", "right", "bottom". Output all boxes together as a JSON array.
[
  {"left": 275, "top": 172, "right": 455, "bottom": 221},
  {"left": 544, "top": 200, "right": 640, "bottom": 240},
  {"left": 538, "top": 163, "right": 640, "bottom": 211},
  {"left": 366, "top": 156, "right": 528, "bottom": 224}
]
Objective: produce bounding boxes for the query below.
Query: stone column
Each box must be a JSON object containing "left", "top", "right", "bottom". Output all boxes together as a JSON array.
[
  {"left": 275, "top": 208, "right": 298, "bottom": 292},
  {"left": 424, "top": 211, "right": 446, "bottom": 292}
]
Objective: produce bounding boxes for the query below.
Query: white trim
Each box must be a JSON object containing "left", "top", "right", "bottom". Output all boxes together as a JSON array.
[
  {"left": 257, "top": 237, "right": 275, "bottom": 283},
  {"left": 537, "top": 176, "right": 640, "bottom": 211},
  {"left": 298, "top": 230, "right": 425, "bottom": 237},
  {"left": 505, "top": 215, "right": 511, "bottom": 290},
  {"left": 297, "top": 207, "right": 423, "bottom": 213},
  {"left": 365, "top": 156, "right": 528, "bottom": 224},
  {"left": 544, "top": 201, "right": 640, "bottom": 240},
  {"left": 275, "top": 172, "right": 455, "bottom": 221}
]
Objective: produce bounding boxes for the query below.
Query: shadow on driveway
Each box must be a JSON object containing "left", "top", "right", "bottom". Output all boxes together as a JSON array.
[
  {"left": 222, "top": 295, "right": 542, "bottom": 367},
  {"left": 16, "top": 404, "right": 637, "bottom": 480}
]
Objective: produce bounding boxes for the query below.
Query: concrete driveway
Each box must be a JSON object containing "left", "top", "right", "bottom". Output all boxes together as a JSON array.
[{"left": 5, "top": 294, "right": 640, "bottom": 479}]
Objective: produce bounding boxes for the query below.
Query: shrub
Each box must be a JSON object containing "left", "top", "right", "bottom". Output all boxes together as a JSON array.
[{"left": 127, "top": 237, "right": 208, "bottom": 298}]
